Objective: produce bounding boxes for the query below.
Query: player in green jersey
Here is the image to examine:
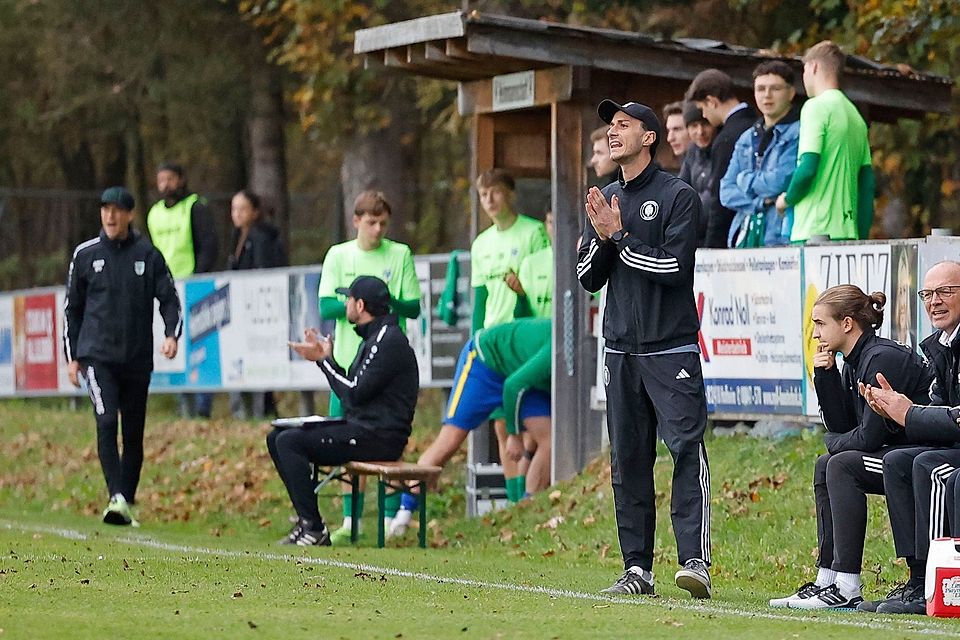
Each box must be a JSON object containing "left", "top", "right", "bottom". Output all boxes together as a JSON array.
[
  {"left": 470, "top": 170, "right": 550, "bottom": 502},
  {"left": 775, "top": 41, "right": 874, "bottom": 242},
  {"left": 389, "top": 318, "right": 553, "bottom": 538},
  {"left": 516, "top": 211, "right": 554, "bottom": 319},
  {"left": 316, "top": 190, "right": 422, "bottom": 543}
]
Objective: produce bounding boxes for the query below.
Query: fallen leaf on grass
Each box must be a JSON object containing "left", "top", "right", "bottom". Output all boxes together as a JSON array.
[
  {"left": 542, "top": 550, "right": 555, "bottom": 558},
  {"left": 247, "top": 621, "right": 257, "bottom": 629},
  {"left": 599, "top": 543, "right": 611, "bottom": 559},
  {"left": 232, "top": 591, "right": 243, "bottom": 598},
  {"left": 548, "top": 490, "right": 562, "bottom": 503}
]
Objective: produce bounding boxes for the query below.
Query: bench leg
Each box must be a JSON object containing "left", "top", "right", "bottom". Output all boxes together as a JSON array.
[
  {"left": 418, "top": 482, "right": 427, "bottom": 549},
  {"left": 350, "top": 473, "right": 360, "bottom": 544},
  {"left": 377, "top": 480, "right": 386, "bottom": 548}
]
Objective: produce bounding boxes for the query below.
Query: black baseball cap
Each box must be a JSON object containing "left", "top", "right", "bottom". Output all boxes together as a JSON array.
[
  {"left": 100, "top": 186, "right": 135, "bottom": 211},
  {"left": 597, "top": 100, "right": 662, "bottom": 158},
  {"left": 336, "top": 276, "right": 391, "bottom": 315}
]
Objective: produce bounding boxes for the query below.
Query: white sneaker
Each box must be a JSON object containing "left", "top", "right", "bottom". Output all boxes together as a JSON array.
[
  {"left": 788, "top": 584, "right": 863, "bottom": 610},
  {"left": 102, "top": 494, "right": 134, "bottom": 526},
  {"left": 387, "top": 508, "right": 412, "bottom": 538},
  {"left": 769, "top": 581, "right": 823, "bottom": 608}
]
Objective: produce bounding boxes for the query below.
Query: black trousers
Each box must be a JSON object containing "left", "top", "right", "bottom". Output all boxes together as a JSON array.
[
  {"left": 884, "top": 446, "right": 960, "bottom": 563},
  {"left": 266, "top": 423, "right": 405, "bottom": 524},
  {"left": 813, "top": 449, "right": 892, "bottom": 574},
  {"left": 946, "top": 469, "right": 960, "bottom": 537},
  {"left": 603, "top": 351, "right": 710, "bottom": 571},
  {"left": 81, "top": 360, "right": 151, "bottom": 503}
]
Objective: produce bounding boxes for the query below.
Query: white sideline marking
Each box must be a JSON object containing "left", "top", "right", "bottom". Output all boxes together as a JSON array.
[{"left": 4, "top": 520, "right": 960, "bottom": 637}]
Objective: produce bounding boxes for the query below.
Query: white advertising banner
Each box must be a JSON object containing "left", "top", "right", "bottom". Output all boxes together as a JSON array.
[
  {"left": 408, "top": 259, "right": 432, "bottom": 386},
  {"left": 802, "top": 243, "right": 892, "bottom": 415},
  {"left": 219, "top": 273, "right": 290, "bottom": 389},
  {"left": 694, "top": 248, "right": 804, "bottom": 415}
]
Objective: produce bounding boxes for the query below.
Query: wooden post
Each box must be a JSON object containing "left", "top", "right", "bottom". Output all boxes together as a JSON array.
[{"left": 550, "top": 98, "right": 603, "bottom": 482}]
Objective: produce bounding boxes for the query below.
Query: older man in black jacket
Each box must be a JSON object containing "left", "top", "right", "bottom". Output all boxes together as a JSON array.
[
  {"left": 268, "top": 275, "right": 418, "bottom": 547},
  {"left": 862, "top": 261, "right": 960, "bottom": 614}
]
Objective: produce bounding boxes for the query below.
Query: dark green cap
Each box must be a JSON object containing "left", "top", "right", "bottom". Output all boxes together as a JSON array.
[{"left": 100, "top": 186, "right": 135, "bottom": 211}]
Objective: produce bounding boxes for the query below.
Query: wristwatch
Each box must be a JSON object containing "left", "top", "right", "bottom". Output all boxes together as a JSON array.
[{"left": 610, "top": 229, "right": 628, "bottom": 243}]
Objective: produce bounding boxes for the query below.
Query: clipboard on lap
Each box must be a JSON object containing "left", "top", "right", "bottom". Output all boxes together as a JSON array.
[{"left": 270, "top": 415, "right": 347, "bottom": 429}]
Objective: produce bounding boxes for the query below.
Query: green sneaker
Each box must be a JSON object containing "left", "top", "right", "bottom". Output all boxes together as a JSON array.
[
  {"left": 329, "top": 523, "right": 363, "bottom": 546},
  {"left": 102, "top": 494, "right": 136, "bottom": 526}
]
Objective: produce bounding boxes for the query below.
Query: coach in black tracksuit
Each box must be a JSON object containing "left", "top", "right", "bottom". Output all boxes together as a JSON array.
[
  {"left": 577, "top": 100, "right": 710, "bottom": 599},
  {"left": 64, "top": 187, "right": 182, "bottom": 525},
  {"left": 269, "top": 275, "right": 418, "bottom": 546}
]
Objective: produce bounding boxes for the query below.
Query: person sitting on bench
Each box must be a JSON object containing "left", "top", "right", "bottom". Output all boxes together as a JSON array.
[{"left": 270, "top": 275, "right": 419, "bottom": 546}]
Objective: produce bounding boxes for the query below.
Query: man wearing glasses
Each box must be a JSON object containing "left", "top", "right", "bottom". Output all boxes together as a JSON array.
[{"left": 859, "top": 260, "right": 960, "bottom": 614}]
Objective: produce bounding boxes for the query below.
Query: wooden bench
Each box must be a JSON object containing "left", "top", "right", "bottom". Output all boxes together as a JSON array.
[{"left": 314, "top": 461, "right": 442, "bottom": 548}]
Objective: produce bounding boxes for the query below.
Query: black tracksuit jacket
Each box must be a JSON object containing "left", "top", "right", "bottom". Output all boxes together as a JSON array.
[
  {"left": 815, "top": 329, "right": 932, "bottom": 454},
  {"left": 63, "top": 230, "right": 182, "bottom": 372},
  {"left": 903, "top": 330, "right": 960, "bottom": 443},
  {"left": 317, "top": 314, "right": 418, "bottom": 440},
  {"left": 577, "top": 161, "right": 701, "bottom": 353}
]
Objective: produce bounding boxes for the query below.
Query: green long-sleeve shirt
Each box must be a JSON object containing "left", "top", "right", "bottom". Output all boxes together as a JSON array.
[{"left": 475, "top": 318, "right": 552, "bottom": 435}]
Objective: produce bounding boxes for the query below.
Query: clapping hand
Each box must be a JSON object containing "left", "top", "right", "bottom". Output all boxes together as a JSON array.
[
  {"left": 585, "top": 187, "right": 622, "bottom": 240},
  {"left": 288, "top": 328, "right": 332, "bottom": 362},
  {"left": 859, "top": 372, "right": 911, "bottom": 426}
]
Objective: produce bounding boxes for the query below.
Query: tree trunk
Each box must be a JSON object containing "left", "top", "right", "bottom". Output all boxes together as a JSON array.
[
  {"left": 247, "top": 42, "right": 290, "bottom": 243},
  {"left": 339, "top": 80, "right": 417, "bottom": 244}
]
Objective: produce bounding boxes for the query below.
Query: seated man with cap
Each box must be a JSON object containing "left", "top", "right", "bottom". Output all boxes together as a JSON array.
[{"left": 269, "top": 275, "right": 419, "bottom": 546}]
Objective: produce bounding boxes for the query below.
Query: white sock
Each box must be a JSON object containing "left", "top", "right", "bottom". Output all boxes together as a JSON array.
[
  {"left": 834, "top": 572, "right": 861, "bottom": 596},
  {"left": 340, "top": 516, "right": 352, "bottom": 530},
  {"left": 628, "top": 566, "right": 653, "bottom": 582},
  {"left": 815, "top": 567, "right": 837, "bottom": 588}
]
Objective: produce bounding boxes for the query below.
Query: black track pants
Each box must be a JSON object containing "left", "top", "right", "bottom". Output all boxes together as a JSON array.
[
  {"left": 266, "top": 424, "right": 405, "bottom": 523},
  {"left": 884, "top": 446, "right": 960, "bottom": 563},
  {"left": 813, "top": 449, "right": 894, "bottom": 573},
  {"left": 603, "top": 351, "right": 710, "bottom": 572},
  {"left": 81, "top": 360, "right": 151, "bottom": 503}
]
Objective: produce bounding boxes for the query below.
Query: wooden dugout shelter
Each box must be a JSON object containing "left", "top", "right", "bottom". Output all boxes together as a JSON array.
[{"left": 355, "top": 10, "right": 953, "bottom": 483}]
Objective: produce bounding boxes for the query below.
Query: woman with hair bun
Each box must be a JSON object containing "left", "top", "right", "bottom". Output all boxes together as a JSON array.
[{"left": 770, "top": 284, "right": 931, "bottom": 611}]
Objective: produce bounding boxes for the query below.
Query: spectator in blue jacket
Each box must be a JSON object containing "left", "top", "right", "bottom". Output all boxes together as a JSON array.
[{"left": 720, "top": 60, "right": 800, "bottom": 247}]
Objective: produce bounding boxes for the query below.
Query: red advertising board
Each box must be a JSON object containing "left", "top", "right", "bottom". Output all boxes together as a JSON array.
[{"left": 14, "top": 294, "right": 58, "bottom": 391}]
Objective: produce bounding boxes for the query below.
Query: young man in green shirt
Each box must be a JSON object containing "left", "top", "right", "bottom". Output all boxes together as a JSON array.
[
  {"left": 388, "top": 318, "right": 553, "bottom": 538},
  {"left": 516, "top": 211, "right": 554, "bottom": 319},
  {"left": 316, "top": 190, "right": 422, "bottom": 543},
  {"left": 775, "top": 40, "right": 875, "bottom": 242},
  {"left": 470, "top": 169, "right": 550, "bottom": 502}
]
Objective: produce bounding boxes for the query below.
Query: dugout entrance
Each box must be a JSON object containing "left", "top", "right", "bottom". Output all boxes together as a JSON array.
[{"left": 353, "top": 10, "right": 952, "bottom": 488}]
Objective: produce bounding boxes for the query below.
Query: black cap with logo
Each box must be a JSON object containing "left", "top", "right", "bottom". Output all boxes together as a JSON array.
[
  {"left": 336, "top": 276, "right": 391, "bottom": 315},
  {"left": 100, "top": 186, "right": 135, "bottom": 211},
  {"left": 597, "top": 99, "right": 662, "bottom": 158}
]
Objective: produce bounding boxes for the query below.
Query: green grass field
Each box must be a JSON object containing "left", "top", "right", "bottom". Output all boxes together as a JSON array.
[{"left": 2, "top": 395, "right": 959, "bottom": 638}]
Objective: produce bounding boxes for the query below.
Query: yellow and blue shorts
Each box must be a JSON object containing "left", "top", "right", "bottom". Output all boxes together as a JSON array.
[{"left": 444, "top": 339, "right": 550, "bottom": 432}]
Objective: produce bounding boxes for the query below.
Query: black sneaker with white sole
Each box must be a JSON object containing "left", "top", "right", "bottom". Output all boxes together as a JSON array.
[
  {"left": 875, "top": 582, "right": 925, "bottom": 615},
  {"left": 675, "top": 559, "right": 711, "bottom": 599},
  {"left": 857, "top": 583, "right": 907, "bottom": 612},
  {"left": 600, "top": 569, "right": 655, "bottom": 595},
  {"left": 789, "top": 583, "right": 863, "bottom": 610},
  {"left": 279, "top": 518, "right": 331, "bottom": 547}
]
